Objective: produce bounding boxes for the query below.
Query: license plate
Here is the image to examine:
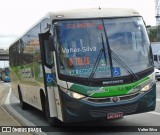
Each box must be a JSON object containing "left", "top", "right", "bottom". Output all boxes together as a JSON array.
[{"left": 107, "top": 112, "right": 123, "bottom": 120}]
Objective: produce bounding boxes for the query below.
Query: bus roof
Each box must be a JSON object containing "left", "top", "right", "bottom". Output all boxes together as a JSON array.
[
  {"left": 49, "top": 8, "right": 140, "bottom": 20},
  {"left": 9, "top": 8, "right": 140, "bottom": 48}
]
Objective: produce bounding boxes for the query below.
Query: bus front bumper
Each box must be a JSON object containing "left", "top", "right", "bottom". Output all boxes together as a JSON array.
[{"left": 59, "top": 83, "right": 156, "bottom": 123}]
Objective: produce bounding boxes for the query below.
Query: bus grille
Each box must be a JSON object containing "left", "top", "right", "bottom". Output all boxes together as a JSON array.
[
  {"left": 85, "top": 92, "right": 140, "bottom": 104},
  {"left": 89, "top": 104, "right": 138, "bottom": 117}
]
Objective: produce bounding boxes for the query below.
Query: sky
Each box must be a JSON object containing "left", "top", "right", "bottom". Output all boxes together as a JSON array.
[{"left": 0, "top": 0, "right": 156, "bottom": 68}]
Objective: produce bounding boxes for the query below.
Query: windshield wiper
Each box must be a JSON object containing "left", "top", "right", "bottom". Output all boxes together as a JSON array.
[
  {"left": 88, "top": 34, "right": 108, "bottom": 83},
  {"left": 101, "top": 20, "right": 139, "bottom": 81},
  {"left": 101, "top": 34, "right": 108, "bottom": 65},
  {"left": 110, "top": 49, "right": 139, "bottom": 81},
  {"left": 88, "top": 48, "right": 103, "bottom": 83}
]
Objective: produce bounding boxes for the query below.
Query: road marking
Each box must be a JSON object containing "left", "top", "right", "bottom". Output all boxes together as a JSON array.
[
  {"left": 157, "top": 99, "right": 160, "bottom": 102},
  {"left": 148, "top": 112, "right": 160, "bottom": 116},
  {"left": 4, "top": 84, "right": 46, "bottom": 135}
]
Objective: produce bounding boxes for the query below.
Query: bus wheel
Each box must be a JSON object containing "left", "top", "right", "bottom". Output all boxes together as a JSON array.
[
  {"left": 45, "top": 98, "right": 63, "bottom": 126},
  {"left": 18, "top": 89, "right": 28, "bottom": 110}
]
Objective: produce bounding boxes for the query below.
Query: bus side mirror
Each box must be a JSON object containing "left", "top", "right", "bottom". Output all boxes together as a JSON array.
[{"left": 48, "top": 35, "right": 55, "bottom": 51}]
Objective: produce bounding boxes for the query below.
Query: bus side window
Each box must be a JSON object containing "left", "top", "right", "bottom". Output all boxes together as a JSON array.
[
  {"left": 158, "top": 55, "right": 160, "bottom": 62},
  {"left": 154, "top": 55, "right": 158, "bottom": 62}
]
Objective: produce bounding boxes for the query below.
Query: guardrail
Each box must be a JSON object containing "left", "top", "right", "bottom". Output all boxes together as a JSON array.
[
  {"left": 0, "top": 54, "right": 9, "bottom": 60},
  {"left": 0, "top": 49, "right": 9, "bottom": 60}
]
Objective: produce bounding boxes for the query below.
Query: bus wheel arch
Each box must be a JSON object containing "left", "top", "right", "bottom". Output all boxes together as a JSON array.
[
  {"left": 41, "top": 90, "right": 62, "bottom": 126},
  {"left": 18, "top": 85, "right": 28, "bottom": 110}
]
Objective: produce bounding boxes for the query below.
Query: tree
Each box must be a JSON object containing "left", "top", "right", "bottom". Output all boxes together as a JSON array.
[{"left": 148, "top": 27, "right": 158, "bottom": 42}]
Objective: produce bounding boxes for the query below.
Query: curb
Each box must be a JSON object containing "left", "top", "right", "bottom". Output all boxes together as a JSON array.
[{"left": 3, "top": 83, "right": 47, "bottom": 135}]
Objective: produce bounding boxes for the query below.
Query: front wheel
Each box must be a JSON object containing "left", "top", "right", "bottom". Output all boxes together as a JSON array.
[{"left": 45, "top": 98, "right": 63, "bottom": 126}]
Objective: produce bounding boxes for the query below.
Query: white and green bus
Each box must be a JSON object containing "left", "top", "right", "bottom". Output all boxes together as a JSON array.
[{"left": 9, "top": 8, "right": 156, "bottom": 126}]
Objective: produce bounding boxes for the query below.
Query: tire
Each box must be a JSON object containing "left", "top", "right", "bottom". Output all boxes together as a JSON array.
[
  {"left": 157, "top": 78, "right": 160, "bottom": 81},
  {"left": 44, "top": 98, "right": 63, "bottom": 126},
  {"left": 18, "top": 88, "right": 28, "bottom": 110}
]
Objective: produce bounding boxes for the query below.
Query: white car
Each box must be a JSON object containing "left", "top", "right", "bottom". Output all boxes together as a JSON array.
[{"left": 155, "top": 68, "right": 160, "bottom": 81}]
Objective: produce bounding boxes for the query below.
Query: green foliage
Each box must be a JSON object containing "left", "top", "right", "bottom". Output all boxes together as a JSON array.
[
  {"left": 148, "top": 26, "right": 160, "bottom": 42},
  {"left": 148, "top": 28, "right": 157, "bottom": 42}
]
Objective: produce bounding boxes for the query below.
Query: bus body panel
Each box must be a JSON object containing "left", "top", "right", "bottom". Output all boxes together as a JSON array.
[
  {"left": 9, "top": 19, "right": 58, "bottom": 114},
  {"left": 57, "top": 73, "right": 156, "bottom": 123},
  {"left": 44, "top": 65, "right": 58, "bottom": 118},
  {"left": 59, "top": 82, "right": 156, "bottom": 123},
  {"left": 66, "top": 76, "right": 154, "bottom": 98},
  {"left": 9, "top": 8, "right": 156, "bottom": 125},
  {"left": 9, "top": 62, "right": 46, "bottom": 111}
]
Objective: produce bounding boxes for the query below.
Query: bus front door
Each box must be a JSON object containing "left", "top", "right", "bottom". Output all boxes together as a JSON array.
[{"left": 39, "top": 32, "right": 62, "bottom": 125}]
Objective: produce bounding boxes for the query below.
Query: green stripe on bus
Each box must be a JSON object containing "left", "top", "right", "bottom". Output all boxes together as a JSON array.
[{"left": 70, "top": 76, "right": 150, "bottom": 98}]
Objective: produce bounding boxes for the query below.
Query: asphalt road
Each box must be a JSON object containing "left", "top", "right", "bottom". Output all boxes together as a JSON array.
[{"left": 2, "top": 81, "right": 160, "bottom": 135}]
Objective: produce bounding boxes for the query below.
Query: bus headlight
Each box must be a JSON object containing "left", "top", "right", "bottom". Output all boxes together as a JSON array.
[
  {"left": 71, "top": 92, "right": 85, "bottom": 99},
  {"left": 141, "top": 82, "right": 154, "bottom": 92},
  {"left": 60, "top": 87, "right": 85, "bottom": 99}
]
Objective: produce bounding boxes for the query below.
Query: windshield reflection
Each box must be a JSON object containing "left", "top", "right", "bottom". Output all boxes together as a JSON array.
[{"left": 55, "top": 17, "right": 153, "bottom": 79}]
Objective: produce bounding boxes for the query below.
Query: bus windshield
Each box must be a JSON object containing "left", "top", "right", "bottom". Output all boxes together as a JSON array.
[{"left": 55, "top": 17, "right": 153, "bottom": 79}]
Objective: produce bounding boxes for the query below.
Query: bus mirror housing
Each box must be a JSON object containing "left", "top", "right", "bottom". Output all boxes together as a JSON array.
[
  {"left": 50, "top": 24, "right": 56, "bottom": 51},
  {"left": 48, "top": 35, "right": 55, "bottom": 51}
]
